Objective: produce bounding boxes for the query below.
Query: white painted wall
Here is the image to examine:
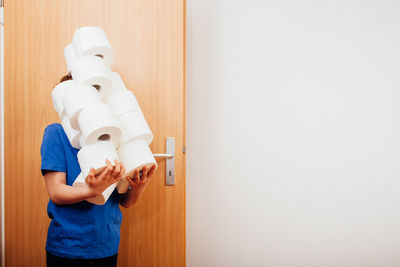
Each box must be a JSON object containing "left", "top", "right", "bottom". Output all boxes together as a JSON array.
[{"left": 186, "top": 1, "right": 400, "bottom": 266}]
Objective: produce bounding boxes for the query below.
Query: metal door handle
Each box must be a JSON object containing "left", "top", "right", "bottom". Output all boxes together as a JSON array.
[
  {"left": 153, "top": 153, "right": 174, "bottom": 159},
  {"left": 153, "top": 137, "right": 175, "bottom": 185}
]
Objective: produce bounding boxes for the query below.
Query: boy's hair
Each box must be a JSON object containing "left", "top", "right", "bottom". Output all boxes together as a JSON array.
[{"left": 59, "top": 73, "right": 72, "bottom": 84}]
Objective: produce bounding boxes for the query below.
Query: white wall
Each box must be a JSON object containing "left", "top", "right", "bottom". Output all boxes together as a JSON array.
[{"left": 186, "top": 1, "right": 400, "bottom": 266}]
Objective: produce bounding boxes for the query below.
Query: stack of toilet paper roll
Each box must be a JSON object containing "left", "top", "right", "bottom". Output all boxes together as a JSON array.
[
  {"left": 51, "top": 26, "right": 157, "bottom": 205},
  {"left": 105, "top": 72, "right": 156, "bottom": 194}
]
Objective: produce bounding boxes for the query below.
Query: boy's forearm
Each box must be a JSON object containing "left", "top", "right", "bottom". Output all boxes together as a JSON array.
[
  {"left": 119, "top": 187, "right": 145, "bottom": 208},
  {"left": 50, "top": 184, "right": 94, "bottom": 205}
]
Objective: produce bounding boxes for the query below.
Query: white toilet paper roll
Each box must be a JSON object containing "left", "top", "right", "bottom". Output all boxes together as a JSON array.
[
  {"left": 79, "top": 135, "right": 86, "bottom": 148},
  {"left": 78, "top": 103, "right": 121, "bottom": 145},
  {"left": 63, "top": 85, "right": 102, "bottom": 130},
  {"left": 64, "top": 43, "right": 78, "bottom": 73},
  {"left": 61, "top": 116, "right": 81, "bottom": 149},
  {"left": 77, "top": 141, "right": 119, "bottom": 178},
  {"left": 71, "top": 56, "right": 112, "bottom": 99},
  {"left": 72, "top": 173, "right": 85, "bottom": 187},
  {"left": 116, "top": 139, "right": 157, "bottom": 193},
  {"left": 117, "top": 112, "right": 153, "bottom": 145},
  {"left": 87, "top": 182, "right": 118, "bottom": 205},
  {"left": 72, "top": 26, "right": 114, "bottom": 66},
  {"left": 73, "top": 172, "right": 118, "bottom": 205},
  {"left": 104, "top": 90, "right": 142, "bottom": 118},
  {"left": 51, "top": 80, "right": 75, "bottom": 119},
  {"left": 110, "top": 72, "right": 128, "bottom": 92}
]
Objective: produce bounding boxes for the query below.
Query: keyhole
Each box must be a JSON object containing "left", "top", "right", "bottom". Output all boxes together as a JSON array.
[{"left": 169, "top": 170, "right": 172, "bottom": 176}]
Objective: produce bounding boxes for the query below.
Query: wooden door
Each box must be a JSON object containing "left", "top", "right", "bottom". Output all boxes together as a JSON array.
[{"left": 4, "top": 1, "right": 185, "bottom": 266}]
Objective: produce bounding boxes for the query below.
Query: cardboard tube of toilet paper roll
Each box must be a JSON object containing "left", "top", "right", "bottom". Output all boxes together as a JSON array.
[
  {"left": 72, "top": 172, "right": 118, "bottom": 205},
  {"left": 77, "top": 141, "right": 119, "bottom": 179},
  {"left": 72, "top": 26, "right": 114, "bottom": 66},
  {"left": 116, "top": 139, "right": 157, "bottom": 193},
  {"left": 61, "top": 116, "right": 81, "bottom": 149},
  {"left": 64, "top": 43, "right": 78, "bottom": 73},
  {"left": 71, "top": 56, "right": 112, "bottom": 99},
  {"left": 63, "top": 85, "right": 102, "bottom": 130},
  {"left": 117, "top": 112, "right": 153, "bottom": 145},
  {"left": 104, "top": 90, "right": 142, "bottom": 118},
  {"left": 51, "top": 80, "right": 75, "bottom": 119},
  {"left": 78, "top": 103, "right": 122, "bottom": 145}
]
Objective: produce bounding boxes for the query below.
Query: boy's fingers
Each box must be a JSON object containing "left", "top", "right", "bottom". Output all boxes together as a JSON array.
[
  {"left": 98, "top": 164, "right": 112, "bottom": 180},
  {"left": 87, "top": 168, "right": 95, "bottom": 182},
  {"left": 113, "top": 175, "right": 122, "bottom": 184},
  {"left": 127, "top": 175, "right": 135, "bottom": 186},
  {"left": 111, "top": 159, "right": 120, "bottom": 177},
  {"left": 105, "top": 159, "right": 113, "bottom": 172},
  {"left": 147, "top": 165, "right": 156, "bottom": 178},
  {"left": 134, "top": 170, "right": 140, "bottom": 183},
  {"left": 105, "top": 159, "right": 112, "bottom": 168},
  {"left": 113, "top": 166, "right": 123, "bottom": 183},
  {"left": 142, "top": 167, "right": 148, "bottom": 182},
  {"left": 128, "top": 170, "right": 139, "bottom": 186},
  {"left": 120, "top": 164, "right": 126, "bottom": 177}
]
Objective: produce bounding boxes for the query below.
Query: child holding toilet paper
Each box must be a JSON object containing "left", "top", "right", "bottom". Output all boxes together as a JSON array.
[{"left": 41, "top": 74, "right": 156, "bottom": 267}]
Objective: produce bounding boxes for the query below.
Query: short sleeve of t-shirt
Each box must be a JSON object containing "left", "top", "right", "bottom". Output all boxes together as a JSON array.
[{"left": 41, "top": 124, "right": 67, "bottom": 175}]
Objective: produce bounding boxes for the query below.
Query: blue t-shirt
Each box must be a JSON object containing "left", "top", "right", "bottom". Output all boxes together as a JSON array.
[{"left": 40, "top": 123, "right": 122, "bottom": 259}]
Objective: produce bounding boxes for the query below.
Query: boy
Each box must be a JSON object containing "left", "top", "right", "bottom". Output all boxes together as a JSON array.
[{"left": 41, "top": 75, "right": 156, "bottom": 267}]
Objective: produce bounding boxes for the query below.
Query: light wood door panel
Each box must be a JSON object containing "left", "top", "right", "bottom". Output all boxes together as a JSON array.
[{"left": 5, "top": 1, "right": 185, "bottom": 266}]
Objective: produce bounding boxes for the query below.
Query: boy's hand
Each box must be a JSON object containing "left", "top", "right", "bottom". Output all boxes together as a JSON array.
[
  {"left": 86, "top": 159, "right": 125, "bottom": 197},
  {"left": 126, "top": 165, "right": 156, "bottom": 192}
]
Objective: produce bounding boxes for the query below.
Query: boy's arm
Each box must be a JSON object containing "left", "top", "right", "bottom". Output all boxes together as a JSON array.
[
  {"left": 44, "top": 171, "right": 96, "bottom": 204},
  {"left": 44, "top": 159, "right": 124, "bottom": 205},
  {"left": 120, "top": 165, "right": 156, "bottom": 208}
]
